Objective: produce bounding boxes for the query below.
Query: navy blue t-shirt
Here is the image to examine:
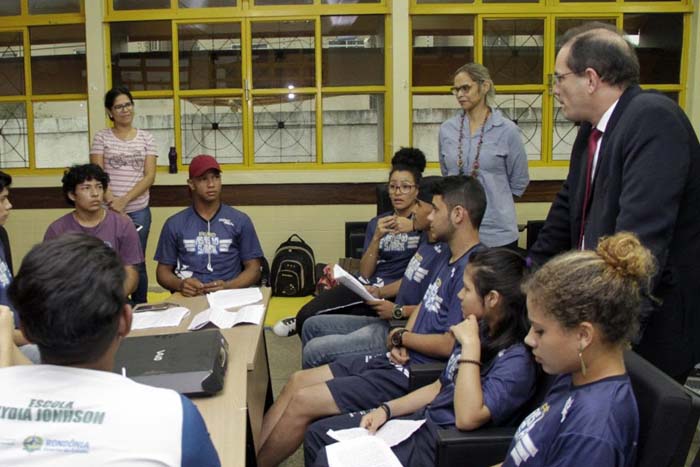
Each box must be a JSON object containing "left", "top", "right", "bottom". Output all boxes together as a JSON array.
[
  {"left": 427, "top": 342, "right": 536, "bottom": 428},
  {"left": 0, "top": 242, "right": 15, "bottom": 326},
  {"left": 410, "top": 244, "right": 484, "bottom": 365},
  {"left": 504, "top": 374, "right": 639, "bottom": 467},
  {"left": 362, "top": 212, "right": 422, "bottom": 285},
  {"left": 395, "top": 241, "right": 450, "bottom": 306},
  {"left": 155, "top": 204, "right": 263, "bottom": 283}
]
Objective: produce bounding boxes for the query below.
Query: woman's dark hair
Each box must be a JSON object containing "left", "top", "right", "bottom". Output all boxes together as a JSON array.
[
  {"left": 61, "top": 163, "right": 110, "bottom": 207},
  {"left": 468, "top": 248, "right": 529, "bottom": 363},
  {"left": 0, "top": 171, "right": 11, "bottom": 192},
  {"left": 390, "top": 147, "right": 427, "bottom": 186},
  {"left": 9, "top": 234, "right": 126, "bottom": 365},
  {"left": 104, "top": 86, "right": 134, "bottom": 121}
]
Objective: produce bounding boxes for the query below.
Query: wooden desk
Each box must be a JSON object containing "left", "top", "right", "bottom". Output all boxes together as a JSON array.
[{"left": 129, "top": 288, "right": 272, "bottom": 467}]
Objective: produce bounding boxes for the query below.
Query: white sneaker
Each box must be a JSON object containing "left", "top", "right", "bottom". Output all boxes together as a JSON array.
[{"left": 272, "top": 317, "right": 297, "bottom": 337}]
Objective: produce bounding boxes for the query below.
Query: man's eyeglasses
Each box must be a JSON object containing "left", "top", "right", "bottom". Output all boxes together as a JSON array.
[
  {"left": 450, "top": 83, "right": 477, "bottom": 96},
  {"left": 387, "top": 183, "right": 416, "bottom": 194},
  {"left": 112, "top": 102, "right": 133, "bottom": 112},
  {"left": 549, "top": 71, "right": 579, "bottom": 91}
]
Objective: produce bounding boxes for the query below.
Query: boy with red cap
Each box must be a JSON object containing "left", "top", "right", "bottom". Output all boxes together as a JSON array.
[{"left": 154, "top": 155, "right": 264, "bottom": 297}]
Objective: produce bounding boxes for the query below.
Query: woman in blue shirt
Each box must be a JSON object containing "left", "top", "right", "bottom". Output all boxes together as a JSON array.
[
  {"left": 304, "top": 248, "right": 537, "bottom": 467},
  {"left": 500, "top": 232, "right": 655, "bottom": 467},
  {"left": 439, "top": 63, "right": 529, "bottom": 249}
]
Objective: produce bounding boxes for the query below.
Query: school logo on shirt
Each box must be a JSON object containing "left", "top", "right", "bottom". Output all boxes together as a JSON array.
[
  {"left": 404, "top": 254, "right": 429, "bottom": 283},
  {"left": 379, "top": 233, "right": 419, "bottom": 252},
  {"left": 218, "top": 218, "right": 234, "bottom": 227},
  {"left": 0, "top": 260, "right": 10, "bottom": 288},
  {"left": 23, "top": 435, "right": 42, "bottom": 453},
  {"left": 508, "top": 402, "right": 550, "bottom": 465},
  {"left": 422, "top": 278, "right": 443, "bottom": 314}
]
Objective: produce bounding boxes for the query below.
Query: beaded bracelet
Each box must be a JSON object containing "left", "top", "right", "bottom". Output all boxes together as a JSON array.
[{"left": 458, "top": 359, "right": 482, "bottom": 367}]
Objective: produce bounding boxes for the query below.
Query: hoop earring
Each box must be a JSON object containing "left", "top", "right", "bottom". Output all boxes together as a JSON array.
[{"left": 578, "top": 345, "right": 587, "bottom": 377}]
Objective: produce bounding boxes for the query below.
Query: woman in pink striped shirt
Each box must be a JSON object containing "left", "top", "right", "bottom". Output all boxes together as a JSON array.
[{"left": 90, "top": 86, "right": 157, "bottom": 304}]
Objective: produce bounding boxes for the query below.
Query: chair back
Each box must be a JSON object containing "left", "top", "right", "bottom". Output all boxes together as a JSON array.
[{"left": 625, "top": 350, "right": 700, "bottom": 467}]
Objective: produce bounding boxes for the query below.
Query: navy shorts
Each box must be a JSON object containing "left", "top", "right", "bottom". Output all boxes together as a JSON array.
[{"left": 326, "top": 353, "right": 410, "bottom": 413}]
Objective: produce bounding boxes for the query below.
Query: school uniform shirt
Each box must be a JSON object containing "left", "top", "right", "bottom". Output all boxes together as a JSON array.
[
  {"left": 363, "top": 212, "right": 422, "bottom": 285},
  {"left": 0, "top": 365, "right": 219, "bottom": 466},
  {"left": 44, "top": 210, "right": 144, "bottom": 266},
  {"left": 427, "top": 342, "right": 536, "bottom": 428},
  {"left": 504, "top": 374, "right": 639, "bottom": 467},
  {"left": 155, "top": 205, "right": 263, "bottom": 284},
  {"left": 395, "top": 241, "right": 450, "bottom": 307},
  {"left": 0, "top": 241, "right": 14, "bottom": 325},
  {"left": 410, "top": 243, "right": 484, "bottom": 365}
]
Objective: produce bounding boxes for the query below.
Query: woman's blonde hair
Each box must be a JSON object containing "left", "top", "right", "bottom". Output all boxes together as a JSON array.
[
  {"left": 453, "top": 63, "right": 496, "bottom": 107},
  {"left": 523, "top": 232, "right": 655, "bottom": 344}
]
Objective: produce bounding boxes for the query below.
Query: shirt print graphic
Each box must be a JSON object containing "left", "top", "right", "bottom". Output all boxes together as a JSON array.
[
  {"left": 422, "top": 278, "right": 443, "bottom": 314},
  {"left": 379, "top": 232, "right": 420, "bottom": 252},
  {"left": 0, "top": 261, "right": 10, "bottom": 288},
  {"left": 106, "top": 151, "right": 146, "bottom": 171},
  {"left": 404, "top": 253, "right": 429, "bottom": 283},
  {"left": 508, "top": 402, "right": 550, "bottom": 465},
  {"left": 183, "top": 231, "right": 231, "bottom": 255}
]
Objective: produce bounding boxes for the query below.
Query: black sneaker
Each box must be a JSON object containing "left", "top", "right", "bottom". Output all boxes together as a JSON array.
[{"left": 272, "top": 317, "right": 297, "bottom": 337}]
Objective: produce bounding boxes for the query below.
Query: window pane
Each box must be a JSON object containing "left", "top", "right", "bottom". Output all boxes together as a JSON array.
[
  {"left": 416, "top": 0, "right": 473, "bottom": 4},
  {"left": 255, "top": 0, "right": 311, "bottom": 5},
  {"left": 0, "top": 103, "right": 28, "bottom": 168},
  {"left": 624, "top": 14, "right": 682, "bottom": 84},
  {"left": 113, "top": 0, "right": 170, "bottom": 9},
  {"left": 412, "top": 15, "right": 474, "bottom": 87},
  {"left": 484, "top": 0, "right": 536, "bottom": 4},
  {"left": 179, "top": 23, "right": 242, "bottom": 90},
  {"left": 411, "top": 93, "right": 455, "bottom": 163},
  {"left": 179, "top": 0, "right": 236, "bottom": 6},
  {"left": 483, "top": 19, "right": 544, "bottom": 85},
  {"left": 251, "top": 21, "right": 315, "bottom": 89},
  {"left": 254, "top": 94, "right": 315, "bottom": 164},
  {"left": 30, "top": 25, "right": 86, "bottom": 95},
  {"left": 111, "top": 21, "right": 173, "bottom": 91},
  {"left": 181, "top": 97, "right": 243, "bottom": 165},
  {"left": 552, "top": 102, "right": 578, "bottom": 161},
  {"left": 494, "top": 93, "right": 542, "bottom": 160},
  {"left": 132, "top": 98, "right": 174, "bottom": 166},
  {"left": 556, "top": 18, "right": 616, "bottom": 43},
  {"left": 323, "top": 94, "right": 383, "bottom": 163},
  {"left": 0, "top": 1, "right": 20, "bottom": 16},
  {"left": 0, "top": 32, "right": 24, "bottom": 96},
  {"left": 322, "top": 16, "right": 384, "bottom": 87},
  {"left": 29, "top": 0, "right": 81, "bottom": 14},
  {"left": 33, "top": 100, "right": 88, "bottom": 168}
]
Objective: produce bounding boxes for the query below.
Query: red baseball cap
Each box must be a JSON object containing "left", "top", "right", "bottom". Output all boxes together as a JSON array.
[{"left": 189, "top": 154, "right": 221, "bottom": 178}]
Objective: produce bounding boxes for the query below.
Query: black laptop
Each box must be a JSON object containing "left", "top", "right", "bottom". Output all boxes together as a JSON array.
[{"left": 113, "top": 330, "right": 228, "bottom": 397}]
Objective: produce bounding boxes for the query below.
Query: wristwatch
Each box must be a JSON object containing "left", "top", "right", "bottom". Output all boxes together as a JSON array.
[
  {"left": 391, "top": 328, "right": 408, "bottom": 348},
  {"left": 392, "top": 304, "right": 404, "bottom": 320}
]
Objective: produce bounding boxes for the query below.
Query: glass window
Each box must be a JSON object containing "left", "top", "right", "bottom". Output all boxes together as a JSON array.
[
  {"left": 483, "top": 19, "right": 544, "bottom": 85},
  {"left": 132, "top": 98, "right": 175, "bottom": 166},
  {"left": 33, "top": 100, "right": 88, "bottom": 168},
  {"left": 494, "top": 93, "right": 542, "bottom": 160},
  {"left": 178, "top": 23, "right": 242, "bottom": 90},
  {"left": 111, "top": 21, "right": 173, "bottom": 91},
  {"left": 624, "top": 14, "right": 682, "bottom": 84},
  {"left": 483, "top": 0, "right": 537, "bottom": 4},
  {"left": 0, "top": 32, "right": 25, "bottom": 96},
  {"left": 181, "top": 97, "right": 244, "bottom": 165},
  {"left": 0, "top": 1, "right": 20, "bottom": 16},
  {"left": 254, "top": 0, "right": 312, "bottom": 5},
  {"left": 322, "top": 94, "right": 383, "bottom": 163},
  {"left": 253, "top": 94, "right": 316, "bottom": 164},
  {"left": 555, "top": 18, "right": 616, "bottom": 42},
  {"left": 0, "top": 103, "right": 28, "bottom": 169},
  {"left": 179, "top": 0, "right": 236, "bottom": 6},
  {"left": 552, "top": 102, "right": 578, "bottom": 161},
  {"left": 411, "top": 93, "right": 456, "bottom": 163},
  {"left": 30, "top": 24, "right": 86, "bottom": 95},
  {"left": 415, "top": 0, "right": 473, "bottom": 4},
  {"left": 251, "top": 21, "right": 315, "bottom": 89},
  {"left": 29, "top": 0, "right": 81, "bottom": 14},
  {"left": 322, "top": 0, "right": 379, "bottom": 4},
  {"left": 412, "top": 15, "right": 474, "bottom": 87},
  {"left": 321, "top": 16, "right": 384, "bottom": 87},
  {"left": 113, "top": 0, "right": 171, "bottom": 10}
]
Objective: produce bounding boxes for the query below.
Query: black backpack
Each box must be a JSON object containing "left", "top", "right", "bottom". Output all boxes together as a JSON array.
[{"left": 270, "top": 234, "right": 316, "bottom": 297}]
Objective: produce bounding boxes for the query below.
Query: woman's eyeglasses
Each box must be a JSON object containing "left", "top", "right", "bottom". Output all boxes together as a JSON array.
[
  {"left": 112, "top": 102, "right": 133, "bottom": 112},
  {"left": 387, "top": 183, "right": 416, "bottom": 194}
]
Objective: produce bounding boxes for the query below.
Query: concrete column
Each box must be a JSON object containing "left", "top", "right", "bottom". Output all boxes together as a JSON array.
[
  {"left": 85, "top": 0, "right": 107, "bottom": 141},
  {"left": 391, "top": 0, "right": 411, "bottom": 151}
]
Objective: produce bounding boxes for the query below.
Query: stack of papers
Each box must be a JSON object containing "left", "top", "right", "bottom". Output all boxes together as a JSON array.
[
  {"left": 188, "top": 304, "right": 266, "bottom": 330},
  {"left": 332, "top": 265, "right": 380, "bottom": 302},
  {"left": 207, "top": 288, "right": 263, "bottom": 309},
  {"left": 130, "top": 307, "right": 190, "bottom": 330}
]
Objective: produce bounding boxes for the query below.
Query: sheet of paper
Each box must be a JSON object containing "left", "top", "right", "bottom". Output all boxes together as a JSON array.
[
  {"left": 188, "top": 304, "right": 266, "bottom": 330},
  {"left": 130, "top": 307, "right": 190, "bottom": 330},
  {"left": 327, "top": 419, "right": 426, "bottom": 448},
  {"left": 326, "top": 435, "right": 402, "bottom": 467},
  {"left": 206, "top": 287, "right": 263, "bottom": 310},
  {"left": 332, "top": 264, "right": 379, "bottom": 302}
]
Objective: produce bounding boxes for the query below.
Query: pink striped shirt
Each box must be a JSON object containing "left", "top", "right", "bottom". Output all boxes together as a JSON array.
[{"left": 90, "top": 128, "right": 157, "bottom": 213}]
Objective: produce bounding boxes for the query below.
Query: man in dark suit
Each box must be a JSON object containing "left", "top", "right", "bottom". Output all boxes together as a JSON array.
[{"left": 529, "top": 22, "right": 700, "bottom": 381}]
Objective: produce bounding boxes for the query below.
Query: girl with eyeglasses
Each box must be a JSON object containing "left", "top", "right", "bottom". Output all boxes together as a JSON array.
[
  {"left": 439, "top": 63, "right": 529, "bottom": 250},
  {"left": 273, "top": 148, "right": 428, "bottom": 339},
  {"left": 90, "top": 86, "right": 157, "bottom": 305}
]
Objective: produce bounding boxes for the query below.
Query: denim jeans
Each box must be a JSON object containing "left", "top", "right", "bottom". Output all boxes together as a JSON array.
[
  {"left": 301, "top": 314, "right": 390, "bottom": 369},
  {"left": 127, "top": 206, "right": 151, "bottom": 305}
]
